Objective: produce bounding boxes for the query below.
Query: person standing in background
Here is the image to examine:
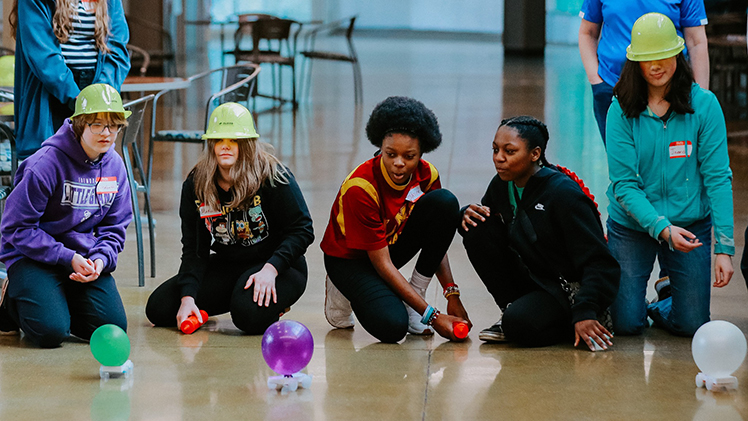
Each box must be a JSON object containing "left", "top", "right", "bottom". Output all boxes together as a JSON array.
[
  {"left": 9, "top": 0, "right": 130, "bottom": 160},
  {"left": 578, "top": 0, "right": 709, "bottom": 144}
]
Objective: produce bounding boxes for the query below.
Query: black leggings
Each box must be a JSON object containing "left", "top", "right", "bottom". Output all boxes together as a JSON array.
[
  {"left": 325, "top": 189, "right": 459, "bottom": 343},
  {"left": 460, "top": 213, "right": 571, "bottom": 347},
  {"left": 146, "top": 256, "right": 307, "bottom": 335}
]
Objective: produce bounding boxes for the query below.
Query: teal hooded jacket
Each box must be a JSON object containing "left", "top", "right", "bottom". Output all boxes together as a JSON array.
[
  {"left": 14, "top": 0, "right": 130, "bottom": 159},
  {"left": 606, "top": 83, "right": 734, "bottom": 255}
]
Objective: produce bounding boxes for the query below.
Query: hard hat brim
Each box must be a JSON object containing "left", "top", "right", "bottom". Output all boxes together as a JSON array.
[
  {"left": 201, "top": 133, "right": 260, "bottom": 140},
  {"left": 70, "top": 110, "right": 133, "bottom": 119},
  {"left": 626, "top": 38, "right": 685, "bottom": 62}
]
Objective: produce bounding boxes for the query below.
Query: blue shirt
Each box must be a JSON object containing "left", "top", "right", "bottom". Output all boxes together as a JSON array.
[{"left": 580, "top": 0, "right": 707, "bottom": 86}]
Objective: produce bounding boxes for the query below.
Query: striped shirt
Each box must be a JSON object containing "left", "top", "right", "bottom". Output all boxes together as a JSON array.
[{"left": 60, "top": 0, "right": 98, "bottom": 70}]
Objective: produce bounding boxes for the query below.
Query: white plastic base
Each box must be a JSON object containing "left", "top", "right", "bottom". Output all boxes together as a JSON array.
[
  {"left": 267, "top": 372, "right": 312, "bottom": 392},
  {"left": 99, "top": 359, "right": 134, "bottom": 380},
  {"left": 695, "top": 372, "right": 738, "bottom": 392}
]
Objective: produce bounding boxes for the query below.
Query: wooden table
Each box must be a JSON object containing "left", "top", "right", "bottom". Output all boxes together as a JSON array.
[{"left": 122, "top": 76, "right": 189, "bottom": 92}]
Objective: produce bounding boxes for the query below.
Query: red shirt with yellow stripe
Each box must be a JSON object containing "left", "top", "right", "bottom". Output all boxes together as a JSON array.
[{"left": 321, "top": 155, "right": 440, "bottom": 259}]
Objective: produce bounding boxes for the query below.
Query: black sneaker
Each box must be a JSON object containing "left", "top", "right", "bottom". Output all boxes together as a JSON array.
[
  {"left": 653, "top": 276, "right": 671, "bottom": 303},
  {"left": 479, "top": 319, "right": 507, "bottom": 343},
  {"left": 0, "top": 274, "right": 19, "bottom": 335}
]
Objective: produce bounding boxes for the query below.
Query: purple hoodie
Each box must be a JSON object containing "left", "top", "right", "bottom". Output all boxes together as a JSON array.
[{"left": 0, "top": 120, "right": 132, "bottom": 272}]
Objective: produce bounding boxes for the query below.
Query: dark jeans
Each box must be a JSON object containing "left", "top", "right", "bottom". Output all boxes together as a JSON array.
[
  {"left": 591, "top": 81, "right": 614, "bottom": 146},
  {"left": 51, "top": 67, "right": 96, "bottom": 133},
  {"left": 146, "top": 256, "right": 308, "bottom": 335},
  {"left": 460, "top": 212, "right": 571, "bottom": 347},
  {"left": 324, "top": 189, "right": 460, "bottom": 343},
  {"left": 4, "top": 258, "right": 127, "bottom": 348},
  {"left": 607, "top": 218, "right": 712, "bottom": 336}
]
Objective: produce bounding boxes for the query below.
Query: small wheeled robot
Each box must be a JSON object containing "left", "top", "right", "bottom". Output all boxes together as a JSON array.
[
  {"left": 267, "top": 372, "right": 312, "bottom": 393},
  {"left": 99, "top": 359, "right": 134, "bottom": 380},
  {"left": 695, "top": 372, "right": 738, "bottom": 392}
]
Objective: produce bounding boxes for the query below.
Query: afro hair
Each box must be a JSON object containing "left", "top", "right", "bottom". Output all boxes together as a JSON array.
[{"left": 365, "top": 96, "right": 442, "bottom": 154}]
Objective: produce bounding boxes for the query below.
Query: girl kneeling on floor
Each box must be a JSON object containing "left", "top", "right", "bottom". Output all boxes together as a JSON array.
[
  {"left": 460, "top": 116, "right": 620, "bottom": 350},
  {"left": 0, "top": 84, "right": 132, "bottom": 347},
  {"left": 145, "top": 103, "right": 313, "bottom": 334},
  {"left": 606, "top": 13, "right": 734, "bottom": 336},
  {"left": 321, "top": 96, "right": 471, "bottom": 343}
]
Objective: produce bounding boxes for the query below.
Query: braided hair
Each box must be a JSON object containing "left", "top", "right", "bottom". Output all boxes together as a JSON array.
[{"left": 499, "top": 116, "right": 600, "bottom": 215}]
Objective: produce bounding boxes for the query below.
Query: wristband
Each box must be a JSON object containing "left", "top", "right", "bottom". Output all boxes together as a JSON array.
[
  {"left": 443, "top": 284, "right": 460, "bottom": 299},
  {"left": 427, "top": 310, "right": 440, "bottom": 326},
  {"left": 421, "top": 305, "right": 435, "bottom": 325},
  {"left": 442, "top": 283, "right": 457, "bottom": 292}
]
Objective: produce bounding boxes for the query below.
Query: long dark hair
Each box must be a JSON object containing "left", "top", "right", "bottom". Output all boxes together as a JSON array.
[
  {"left": 499, "top": 116, "right": 600, "bottom": 214},
  {"left": 613, "top": 53, "right": 694, "bottom": 118}
]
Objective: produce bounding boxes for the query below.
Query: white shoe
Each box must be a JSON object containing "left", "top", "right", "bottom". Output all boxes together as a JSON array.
[
  {"left": 324, "top": 276, "right": 354, "bottom": 329},
  {"left": 406, "top": 304, "right": 433, "bottom": 335}
]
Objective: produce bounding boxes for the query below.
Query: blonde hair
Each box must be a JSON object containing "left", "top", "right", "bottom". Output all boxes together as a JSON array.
[
  {"left": 11, "top": 0, "right": 112, "bottom": 54},
  {"left": 193, "top": 139, "right": 288, "bottom": 211}
]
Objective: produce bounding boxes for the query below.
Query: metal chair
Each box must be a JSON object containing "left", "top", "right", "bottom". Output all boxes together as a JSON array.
[
  {"left": 0, "top": 121, "right": 17, "bottom": 225},
  {"left": 299, "top": 16, "right": 362, "bottom": 105},
  {"left": 231, "top": 17, "right": 302, "bottom": 108},
  {"left": 121, "top": 95, "right": 156, "bottom": 287},
  {"left": 147, "top": 63, "right": 260, "bottom": 185},
  {"left": 126, "top": 44, "right": 151, "bottom": 77}
]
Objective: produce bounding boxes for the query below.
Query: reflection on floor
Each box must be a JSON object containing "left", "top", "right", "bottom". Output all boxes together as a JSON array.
[{"left": 1, "top": 34, "right": 747, "bottom": 420}]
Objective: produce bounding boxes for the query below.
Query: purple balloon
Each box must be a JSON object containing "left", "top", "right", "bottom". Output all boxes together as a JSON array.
[{"left": 262, "top": 320, "right": 314, "bottom": 375}]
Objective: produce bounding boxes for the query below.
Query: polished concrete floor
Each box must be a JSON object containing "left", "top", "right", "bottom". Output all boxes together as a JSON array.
[{"left": 2, "top": 33, "right": 748, "bottom": 420}]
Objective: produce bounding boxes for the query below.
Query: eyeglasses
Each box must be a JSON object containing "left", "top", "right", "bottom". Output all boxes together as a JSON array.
[{"left": 88, "top": 123, "right": 124, "bottom": 135}]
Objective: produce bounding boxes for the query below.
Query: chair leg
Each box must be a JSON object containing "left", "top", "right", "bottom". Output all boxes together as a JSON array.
[
  {"left": 306, "top": 58, "right": 314, "bottom": 102},
  {"left": 291, "top": 62, "right": 297, "bottom": 109},
  {"left": 278, "top": 64, "right": 284, "bottom": 106},
  {"left": 140, "top": 179, "right": 156, "bottom": 278},
  {"left": 124, "top": 150, "right": 145, "bottom": 287}
]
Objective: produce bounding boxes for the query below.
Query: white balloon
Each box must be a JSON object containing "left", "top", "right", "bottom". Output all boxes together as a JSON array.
[{"left": 692, "top": 320, "right": 747, "bottom": 378}]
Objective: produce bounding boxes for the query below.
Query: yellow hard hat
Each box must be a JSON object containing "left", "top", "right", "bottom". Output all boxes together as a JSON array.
[
  {"left": 71, "top": 83, "right": 131, "bottom": 118},
  {"left": 0, "top": 56, "right": 14, "bottom": 87},
  {"left": 202, "top": 102, "right": 259, "bottom": 140},
  {"left": 626, "top": 13, "right": 685, "bottom": 62}
]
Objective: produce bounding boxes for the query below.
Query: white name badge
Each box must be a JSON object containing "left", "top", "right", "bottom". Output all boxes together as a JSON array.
[
  {"left": 199, "top": 204, "right": 223, "bottom": 219},
  {"left": 406, "top": 185, "right": 424, "bottom": 202},
  {"left": 669, "top": 140, "right": 692, "bottom": 159},
  {"left": 96, "top": 177, "right": 118, "bottom": 194}
]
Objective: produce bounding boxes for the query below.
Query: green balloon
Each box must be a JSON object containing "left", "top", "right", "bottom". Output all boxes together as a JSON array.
[{"left": 90, "top": 324, "right": 130, "bottom": 367}]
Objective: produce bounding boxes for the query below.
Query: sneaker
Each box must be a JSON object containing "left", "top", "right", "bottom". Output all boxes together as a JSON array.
[
  {"left": 324, "top": 275, "right": 354, "bottom": 329},
  {"left": 0, "top": 274, "right": 18, "bottom": 335},
  {"left": 653, "top": 276, "right": 671, "bottom": 303},
  {"left": 406, "top": 305, "right": 433, "bottom": 335},
  {"left": 479, "top": 318, "right": 507, "bottom": 343}
]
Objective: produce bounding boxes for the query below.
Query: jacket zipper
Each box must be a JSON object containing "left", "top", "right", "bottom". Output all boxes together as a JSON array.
[{"left": 661, "top": 117, "right": 668, "bottom": 218}]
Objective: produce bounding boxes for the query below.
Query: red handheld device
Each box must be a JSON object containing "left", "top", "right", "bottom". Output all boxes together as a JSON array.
[
  {"left": 453, "top": 322, "right": 469, "bottom": 339},
  {"left": 180, "top": 310, "right": 209, "bottom": 334}
]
